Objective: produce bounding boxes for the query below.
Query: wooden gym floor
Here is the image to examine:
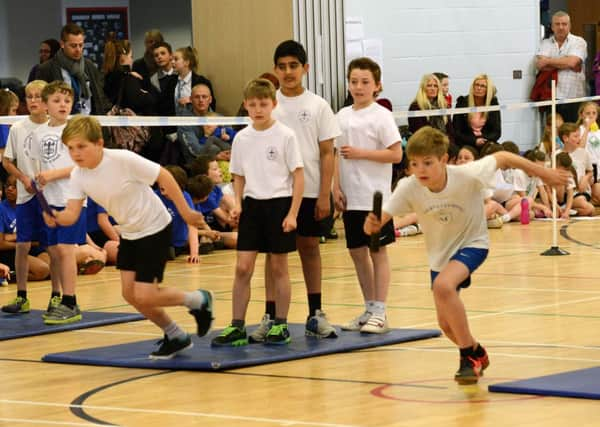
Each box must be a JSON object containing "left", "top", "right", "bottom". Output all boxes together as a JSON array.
[{"left": 1, "top": 219, "right": 599, "bottom": 426}]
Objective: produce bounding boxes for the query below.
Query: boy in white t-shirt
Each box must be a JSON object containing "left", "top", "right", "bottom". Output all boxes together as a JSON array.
[
  {"left": 364, "top": 126, "right": 568, "bottom": 384},
  {"left": 250, "top": 40, "right": 341, "bottom": 342},
  {"left": 31, "top": 81, "right": 84, "bottom": 324},
  {"left": 211, "top": 78, "right": 304, "bottom": 347},
  {"left": 1, "top": 80, "right": 50, "bottom": 314},
  {"left": 557, "top": 122, "right": 595, "bottom": 216},
  {"left": 334, "top": 57, "right": 403, "bottom": 334},
  {"left": 46, "top": 115, "right": 214, "bottom": 360}
]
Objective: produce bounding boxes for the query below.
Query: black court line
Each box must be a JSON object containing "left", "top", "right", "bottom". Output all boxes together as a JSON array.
[{"left": 560, "top": 222, "right": 600, "bottom": 249}]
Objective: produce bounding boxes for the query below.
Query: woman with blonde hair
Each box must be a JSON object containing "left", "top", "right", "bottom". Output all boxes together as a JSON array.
[
  {"left": 408, "top": 73, "right": 453, "bottom": 142},
  {"left": 453, "top": 74, "right": 502, "bottom": 153}
]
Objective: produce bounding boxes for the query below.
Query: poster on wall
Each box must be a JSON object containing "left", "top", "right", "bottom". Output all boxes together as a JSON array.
[{"left": 66, "top": 7, "right": 129, "bottom": 67}]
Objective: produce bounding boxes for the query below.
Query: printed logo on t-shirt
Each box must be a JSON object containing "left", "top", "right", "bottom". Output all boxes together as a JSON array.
[
  {"left": 41, "top": 134, "right": 61, "bottom": 163},
  {"left": 437, "top": 209, "right": 453, "bottom": 224},
  {"left": 266, "top": 146, "right": 278, "bottom": 160},
  {"left": 298, "top": 110, "right": 311, "bottom": 123},
  {"left": 24, "top": 132, "right": 33, "bottom": 158}
]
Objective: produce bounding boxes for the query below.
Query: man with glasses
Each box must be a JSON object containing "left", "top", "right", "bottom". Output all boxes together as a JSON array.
[{"left": 35, "top": 23, "right": 110, "bottom": 115}]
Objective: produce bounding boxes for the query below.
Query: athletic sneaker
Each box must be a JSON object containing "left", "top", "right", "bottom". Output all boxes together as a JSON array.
[
  {"left": 188, "top": 289, "right": 214, "bottom": 337},
  {"left": 305, "top": 309, "right": 338, "bottom": 338},
  {"left": 486, "top": 214, "right": 503, "bottom": 229},
  {"left": 43, "top": 303, "right": 82, "bottom": 325},
  {"left": 248, "top": 313, "right": 273, "bottom": 343},
  {"left": 398, "top": 224, "right": 422, "bottom": 237},
  {"left": 211, "top": 325, "right": 248, "bottom": 347},
  {"left": 265, "top": 323, "right": 291, "bottom": 345},
  {"left": 454, "top": 355, "right": 483, "bottom": 385},
  {"left": 476, "top": 346, "right": 490, "bottom": 374},
  {"left": 2, "top": 296, "right": 30, "bottom": 314},
  {"left": 149, "top": 334, "right": 193, "bottom": 359},
  {"left": 42, "top": 295, "right": 62, "bottom": 320},
  {"left": 360, "top": 314, "right": 389, "bottom": 334},
  {"left": 340, "top": 311, "right": 372, "bottom": 331}
]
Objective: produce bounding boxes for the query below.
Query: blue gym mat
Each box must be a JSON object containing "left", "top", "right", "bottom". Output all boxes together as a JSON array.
[
  {"left": 43, "top": 324, "right": 441, "bottom": 371},
  {"left": 0, "top": 309, "right": 144, "bottom": 340},
  {"left": 489, "top": 367, "right": 600, "bottom": 399}
]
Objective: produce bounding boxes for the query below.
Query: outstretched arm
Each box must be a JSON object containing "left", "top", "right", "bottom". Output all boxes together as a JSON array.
[{"left": 493, "top": 151, "right": 570, "bottom": 187}]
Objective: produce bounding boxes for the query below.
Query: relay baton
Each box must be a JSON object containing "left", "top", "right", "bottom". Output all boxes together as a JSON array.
[
  {"left": 369, "top": 191, "right": 383, "bottom": 252},
  {"left": 31, "top": 181, "right": 55, "bottom": 218}
]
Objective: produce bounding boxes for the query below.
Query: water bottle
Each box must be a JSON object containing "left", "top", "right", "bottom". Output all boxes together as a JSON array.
[{"left": 520, "top": 197, "right": 530, "bottom": 225}]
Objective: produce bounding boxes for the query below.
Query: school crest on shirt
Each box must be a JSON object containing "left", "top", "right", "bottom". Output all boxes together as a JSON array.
[
  {"left": 23, "top": 132, "right": 33, "bottom": 158},
  {"left": 297, "top": 110, "right": 311, "bottom": 123},
  {"left": 266, "top": 145, "right": 278, "bottom": 160},
  {"left": 41, "top": 134, "right": 61, "bottom": 163}
]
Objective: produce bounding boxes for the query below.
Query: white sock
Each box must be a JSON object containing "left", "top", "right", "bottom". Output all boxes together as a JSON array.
[
  {"left": 371, "top": 301, "right": 386, "bottom": 317},
  {"left": 366, "top": 300, "right": 375, "bottom": 314},
  {"left": 163, "top": 321, "right": 187, "bottom": 340},
  {"left": 501, "top": 213, "right": 511, "bottom": 223},
  {"left": 183, "top": 291, "right": 206, "bottom": 310}
]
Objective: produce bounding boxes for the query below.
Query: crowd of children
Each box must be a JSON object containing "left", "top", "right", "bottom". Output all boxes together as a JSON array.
[{"left": 0, "top": 36, "right": 591, "bottom": 384}]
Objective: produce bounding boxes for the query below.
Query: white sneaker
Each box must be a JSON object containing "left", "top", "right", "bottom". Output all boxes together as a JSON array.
[
  {"left": 398, "top": 224, "right": 421, "bottom": 237},
  {"left": 341, "top": 311, "right": 372, "bottom": 331},
  {"left": 360, "top": 315, "right": 389, "bottom": 334},
  {"left": 305, "top": 309, "right": 337, "bottom": 338},
  {"left": 248, "top": 313, "right": 273, "bottom": 343}
]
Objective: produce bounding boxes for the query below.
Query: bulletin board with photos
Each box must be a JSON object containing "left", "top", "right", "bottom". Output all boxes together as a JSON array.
[{"left": 65, "top": 7, "right": 129, "bottom": 68}]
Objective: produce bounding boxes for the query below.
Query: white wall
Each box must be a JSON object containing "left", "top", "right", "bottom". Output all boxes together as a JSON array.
[{"left": 343, "top": 0, "right": 542, "bottom": 149}]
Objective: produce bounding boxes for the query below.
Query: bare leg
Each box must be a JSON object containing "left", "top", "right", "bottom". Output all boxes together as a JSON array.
[
  {"left": 349, "top": 246, "right": 375, "bottom": 302},
  {"left": 268, "top": 253, "right": 291, "bottom": 319},
  {"left": 232, "top": 251, "right": 258, "bottom": 321}
]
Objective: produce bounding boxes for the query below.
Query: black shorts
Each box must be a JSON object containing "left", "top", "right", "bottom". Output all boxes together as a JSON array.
[
  {"left": 0, "top": 249, "right": 16, "bottom": 271},
  {"left": 342, "top": 210, "right": 395, "bottom": 249},
  {"left": 297, "top": 197, "right": 332, "bottom": 237},
  {"left": 88, "top": 229, "right": 109, "bottom": 248},
  {"left": 574, "top": 192, "right": 592, "bottom": 202},
  {"left": 117, "top": 223, "right": 172, "bottom": 283},
  {"left": 237, "top": 197, "right": 296, "bottom": 253}
]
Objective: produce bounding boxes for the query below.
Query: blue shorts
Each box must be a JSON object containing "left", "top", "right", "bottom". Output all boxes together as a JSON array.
[
  {"left": 430, "top": 247, "right": 488, "bottom": 290},
  {"left": 45, "top": 206, "right": 87, "bottom": 246},
  {"left": 16, "top": 197, "right": 44, "bottom": 244}
]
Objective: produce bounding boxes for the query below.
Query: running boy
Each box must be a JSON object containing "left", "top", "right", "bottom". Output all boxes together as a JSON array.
[
  {"left": 334, "top": 57, "right": 403, "bottom": 334},
  {"left": 211, "top": 78, "right": 304, "bottom": 347},
  {"left": 364, "top": 126, "right": 569, "bottom": 384},
  {"left": 1, "top": 80, "right": 49, "bottom": 314},
  {"left": 46, "top": 115, "right": 214, "bottom": 359},
  {"left": 254, "top": 40, "right": 341, "bottom": 341}
]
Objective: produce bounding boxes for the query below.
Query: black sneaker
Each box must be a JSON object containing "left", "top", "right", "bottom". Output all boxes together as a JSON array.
[
  {"left": 211, "top": 325, "right": 248, "bottom": 347},
  {"left": 265, "top": 323, "right": 291, "bottom": 345},
  {"left": 454, "top": 356, "right": 483, "bottom": 385},
  {"left": 149, "top": 334, "right": 193, "bottom": 360},
  {"left": 189, "top": 289, "right": 214, "bottom": 337},
  {"left": 475, "top": 346, "right": 490, "bottom": 375}
]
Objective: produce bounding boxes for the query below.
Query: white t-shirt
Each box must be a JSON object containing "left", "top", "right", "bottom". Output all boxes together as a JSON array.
[
  {"left": 229, "top": 120, "right": 304, "bottom": 200},
  {"left": 511, "top": 168, "right": 543, "bottom": 198},
  {"left": 383, "top": 156, "right": 497, "bottom": 272},
  {"left": 31, "top": 122, "right": 73, "bottom": 207},
  {"left": 582, "top": 126, "right": 600, "bottom": 165},
  {"left": 335, "top": 102, "right": 401, "bottom": 210},
  {"left": 273, "top": 89, "right": 341, "bottom": 198},
  {"left": 558, "top": 147, "right": 592, "bottom": 192},
  {"left": 491, "top": 169, "right": 514, "bottom": 203},
  {"left": 4, "top": 117, "right": 44, "bottom": 204},
  {"left": 65, "top": 149, "right": 171, "bottom": 240}
]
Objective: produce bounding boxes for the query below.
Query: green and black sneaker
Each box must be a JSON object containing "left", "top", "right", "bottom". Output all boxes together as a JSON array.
[
  {"left": 265, "top": 323, "right": 291, "bottom": 345},
  {"left": 211, "top": 325, "right": 248, "bottom": 347},
  {"left": 1, "top": 296, "right": 30, "bottom": 314}
]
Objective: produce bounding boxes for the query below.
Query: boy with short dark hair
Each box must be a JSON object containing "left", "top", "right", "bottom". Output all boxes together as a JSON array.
[
  {"left": 47, "top": 115, "right": 214, "bottom": 359},
  {"left": 252, "top": 39, "right": 341, "bottom": 341},
  {"left": 211, "top": 78, "right": 304, "bottom": 347},
  {"left": 364, "top": 126, "right": 568, "bottom": 384}
]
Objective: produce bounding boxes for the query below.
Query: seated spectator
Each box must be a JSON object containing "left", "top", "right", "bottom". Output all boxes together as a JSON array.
[
  {"left": 177, "top": 84, "right": 218, "bottom": 163},
  {"left": 433, "top": 72, "right": 452, "bottom": 107},
  {"left": 132, "top": 29, "right": 164, "bottom": 83},
  {"left": 156, "top": 165, "right": 201, "bottom": 263},
  {"left": 453, "top": 74, "right": 501, "bottom": 153},
  {"left": 538, "top": 113, "right": 564, "bottom": 162},
  {"left": 86, "top": 197, "right": 119, "bottom": 265},
  {"left": 0, "top": 176, "right": 50, "bottom": 280},
  {"left": 27, "top": 39, "right": 60, "bottom": 83},
  {"left": 408, "top": 73, "right": 453, "bottom": 143},
  {"left": 0, "top": 89, "right": 19, "bottom": 161}
]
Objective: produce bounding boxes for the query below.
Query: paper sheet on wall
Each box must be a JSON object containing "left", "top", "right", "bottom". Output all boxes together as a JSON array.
[
  {"left": 362, "top": 38, "right": 383, "bottom": 66},
  {"left": 345, "top": 40, "right": 363, "bottom": 62},
  {"left": 345, "top": 17, "right": 364, "bottom": 41}
]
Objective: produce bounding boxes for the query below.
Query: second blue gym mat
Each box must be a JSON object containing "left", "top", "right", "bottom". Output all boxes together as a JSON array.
[
  {"left": 0, "top": 309, "right": 144, "bottom": 340},
  {"left": 43, "top": 324, "right": 441, "bottom": 371},
  {"left": 489, "top": 366, "right": 600, "bottom": 400}
]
